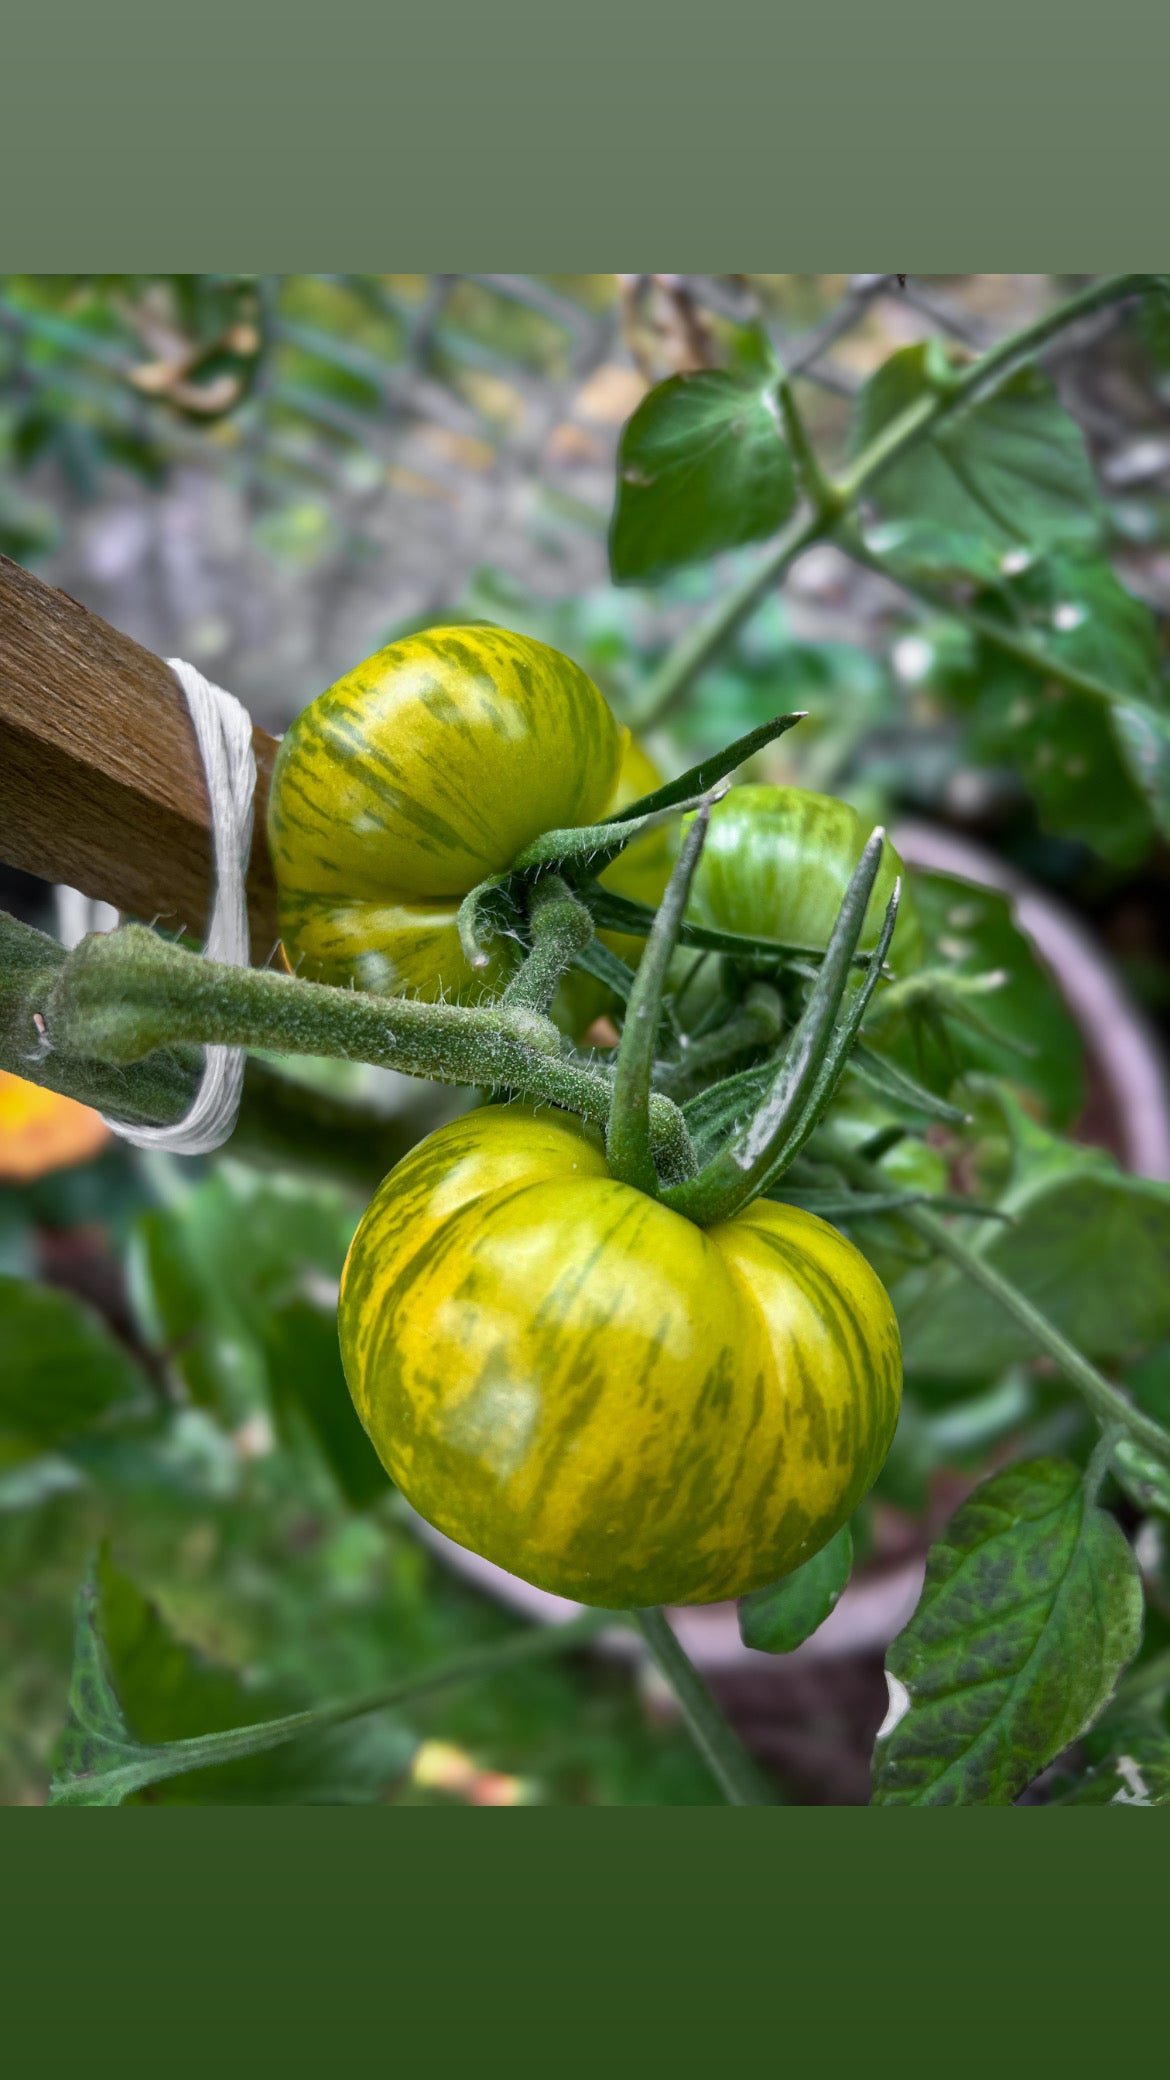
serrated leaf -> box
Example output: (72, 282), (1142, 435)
(738, 1526), (853, 1653)
(610, 370), (796, 584)
(872, 1458), (1143, 1805)
(49, 1559), (158, 1807)
(49, 1549), (611, 1806)
(852, 347), (1103, 578)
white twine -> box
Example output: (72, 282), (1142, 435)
(56, 658), (257, 1156)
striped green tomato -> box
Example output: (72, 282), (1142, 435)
(339, 1104), (902, 1608)
(685, 785), (924, 969)
(268, 625), (646, 1002)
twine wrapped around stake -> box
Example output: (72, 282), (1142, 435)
(90, 658), (257, 1155)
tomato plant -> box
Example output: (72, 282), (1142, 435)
(5, 274), (1170, 1810)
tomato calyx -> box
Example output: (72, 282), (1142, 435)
(453, 708), (807, 982)
(627, 824), (902, 1226)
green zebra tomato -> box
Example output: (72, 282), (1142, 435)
(339, 1104), (902, 1608)
(685, 785), (924, 969)
(268, 625), (653, 1003)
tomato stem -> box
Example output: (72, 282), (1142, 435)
(501, 876), (595, 1016)
(27, 916), (699, 1184)
(632, 1609), (777, 1806)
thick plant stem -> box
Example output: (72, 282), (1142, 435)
(32, 921), (697, 1187)
(630, 273), (1155, 730)
(775, 373), (842, 519)
(632, 1608), (777, 1806)
(833, 1141), (1170, 1473)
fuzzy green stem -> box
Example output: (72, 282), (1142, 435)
(35, 923), (697, 1187)
(607, 800), (712, 1194)
(831, 1139), (1170, 1472)
(502, 876), (595, 1015)
(629, 274), (1155, 730)
(632, 1608), (777, 1806)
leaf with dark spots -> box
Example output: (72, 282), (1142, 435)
(872, 1458), (1143, 1806)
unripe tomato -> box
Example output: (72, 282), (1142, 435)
(340, 1105), (902, 1608)
(685, 785), (924, 968)
(269, 627), (635, 1001)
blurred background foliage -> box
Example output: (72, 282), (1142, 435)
(3, 275), (1170, 1803)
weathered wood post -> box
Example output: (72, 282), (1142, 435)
(0, 553), (280, 961)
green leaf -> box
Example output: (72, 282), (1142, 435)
(49, 1549), (616, 1806)
(1111, 701), (1170, 840)
(0, 1275), (150, 1463)
(852, 346), (1102, 579)
(899, 1092), (1170, 1378)
(738, 1526), (853, 1653)
(610, 370), (796, 584)
(1111, 1438), (1170, 1521)
(872, 1459), (1143, 1805)
(957, 554), (1167, 862)
(879, 868), (1086, 1128)
(50, 1553), (416, 1806)
(848, 1044), (970, 1126)
(129, 1166), (358, 1428)
(582, 884), (871, 967)
(265, 1300), (389, 1511)
(49, 1560), (158, 1807)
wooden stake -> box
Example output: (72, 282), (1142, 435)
(0, 554), (280, 963)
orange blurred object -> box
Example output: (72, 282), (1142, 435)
(410, 1739), (532, 1807)
(0, 1071), (111, 1181)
